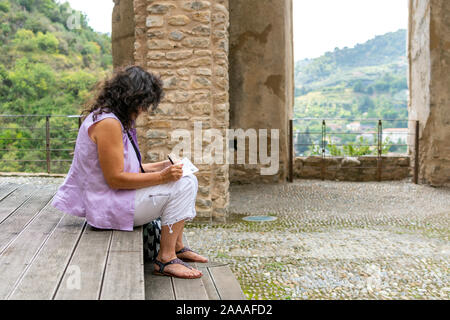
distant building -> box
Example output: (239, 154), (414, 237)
(361, 123), (376, 131)
(360, 131), (377, 144)
(358, 128), (408, 144)
(346, 121), (361, 132)
(383, 128), (408, 144)
(326, 123), (343, 131)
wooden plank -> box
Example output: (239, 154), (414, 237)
(198, 265), (220, 300)
(144, 232), (209, 300)
(182, 233), (224, 300)
(170, 231), (208, 300)
(54, 226), (112, 300)
(0, 184), (36, 224)
(197, 261), (229, 268)
(100, 251), (145, 300)
(100, 228), (145, 300)
(208, 266), (246, 300)
(8, 214), (86, 300)
(0, 185), (56, 251)
(109, 227), (143, 252)
(0, 183), (19, 202)
(172, 260), (209, 300)
(144, 262), (175, 300)
(0, 193), (64, 299)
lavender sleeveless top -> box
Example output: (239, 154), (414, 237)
(51, 109), (141, 231)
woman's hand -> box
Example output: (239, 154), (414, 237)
(159, 164), (184, 183)
(161, 159), (172, 169)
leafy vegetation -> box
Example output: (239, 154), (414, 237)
(294, 29), (409, 156)
(0, 0), (112, 173)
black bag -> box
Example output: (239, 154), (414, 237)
(143, 219), (161, 262)
(126, 129), (161, 262)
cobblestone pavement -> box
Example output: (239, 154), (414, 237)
(3, 176), (448, 300)
(185, 179), (450, 300)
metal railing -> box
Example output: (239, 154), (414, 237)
(288, 118), (420, 184)
(0, 114), (82, 174)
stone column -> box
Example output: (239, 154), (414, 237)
(112, 0), (136, 68)
(228, 0), (294, 184)
(408, 0), (450, 186)
(132, 0), (230, 221)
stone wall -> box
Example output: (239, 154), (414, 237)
(294, 156), (411, 182)
(409, 0), (450, 187)
(131, 0), (230, 222)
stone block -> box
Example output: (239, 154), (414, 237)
(167, 92), (194, 104)
(182, 1), (211, 12)
(195, 68), (212, 76)
(146, 129), (168, 139)
(169, 31), (185, 41)
(147, 4), (175, 14)
(187, 25), (211, 36)
(168, 15), (190, 26)
(341, 157), (361, 167)
(146, 15), (164, 27)
(196, 198), (212, 209)
(182, 37), (210, 48)
(195, 49), (212, 56)
(147, 51), (165, 60)
(149, 120), (172, 128)
(191, 11), (211, 23)
(147, 39), (178, 50)
(152, 103), (174, 116)
(147, 151), (161, 162)
(147, 30), (165, 39)
(177, 68), (190, 76)
(186, 57), (212, 67)
(192, 76), (212, 88)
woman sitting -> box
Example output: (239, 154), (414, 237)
(52, 65), (207, 280)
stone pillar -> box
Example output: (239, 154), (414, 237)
(112, 0), (136, 68)
(408, 0), (450, 186)
(228, 0), (294, 184)
(132, 0), (230, 221)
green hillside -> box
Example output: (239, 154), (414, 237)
(0, 0), (112, 173)
(294, 29), (409, 156)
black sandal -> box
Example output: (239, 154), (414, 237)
(153, 258), (202, 279)
(176, 246), (208, 263)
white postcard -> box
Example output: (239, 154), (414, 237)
(180, 157), (199, 177)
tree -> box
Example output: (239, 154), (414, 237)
(295, 127), (312, 155)
(0, 1), (10, 13)
(35, 31), (59, 53)
(353, 80), (364, 93)
(358, 96), (375, 113)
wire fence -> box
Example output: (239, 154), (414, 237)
(0, 114), (420, 183)
(288, 118), (420, 183)
(0, 114), (82, 174)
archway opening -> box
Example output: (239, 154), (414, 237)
(293, 0), (409, 158)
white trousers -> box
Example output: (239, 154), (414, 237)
(133, 175), (198, 233)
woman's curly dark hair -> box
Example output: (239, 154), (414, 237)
(81, 65), (165, 131)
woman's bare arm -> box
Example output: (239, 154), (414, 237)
(142, 160), (171, 173)
(90, 118), (183, 190)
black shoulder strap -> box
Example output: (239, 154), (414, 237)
(126, 130), (145, 173)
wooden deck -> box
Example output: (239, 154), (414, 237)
(0, 182), (245, 300)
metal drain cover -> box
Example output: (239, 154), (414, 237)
(242, 216), (277, 222)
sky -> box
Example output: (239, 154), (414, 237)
(58, 0), (408, 61)
(57, 0), (114, 35)
(293, 0), (409, 61)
